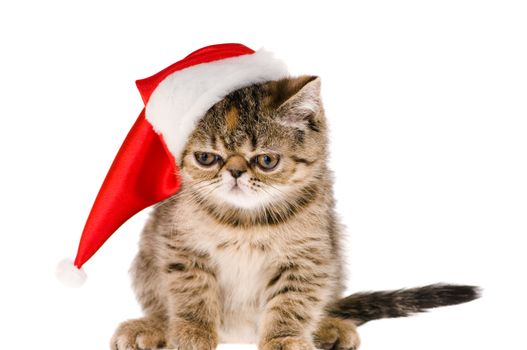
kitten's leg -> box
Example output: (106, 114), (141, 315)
(258, 262), (332, 350)
(313, 317), (360, 350)
(112, 250), (168, 350)
(163, 251), (220, 350)
(110, 316), (166, 350)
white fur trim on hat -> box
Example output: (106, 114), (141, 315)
(145, 49), (289, 163)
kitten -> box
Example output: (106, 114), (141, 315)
(111, 76), (479, 350)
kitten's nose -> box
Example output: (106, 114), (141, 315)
(225, 155), (247, 179)
(229, 169), (245, 178)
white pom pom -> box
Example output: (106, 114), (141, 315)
(56, 259), (87, 287)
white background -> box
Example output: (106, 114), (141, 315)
(0, 1), (525, 349)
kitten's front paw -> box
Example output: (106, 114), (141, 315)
(168, 321), (218, 350)
(111, 317), (166, 350)
(313, 317), (360, 350)
(260, 337), (315, 350)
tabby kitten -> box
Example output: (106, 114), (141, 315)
(111, 76), (478, 350)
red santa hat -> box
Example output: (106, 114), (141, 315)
(57, 43), (289, 287)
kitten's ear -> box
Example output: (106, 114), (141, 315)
(272, 76), (322, 130)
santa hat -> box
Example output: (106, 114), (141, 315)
(57, 43), (289, 287)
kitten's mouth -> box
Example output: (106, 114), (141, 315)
(230, 181), (245, 193)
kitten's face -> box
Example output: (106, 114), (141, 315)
(184, 141), (290, 209)
(179, 76), (327, 214)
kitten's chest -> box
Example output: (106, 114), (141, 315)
(212, 245), (271, 343)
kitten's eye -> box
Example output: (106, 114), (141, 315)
(253, 154), (280, 171)
(194, 152), (222, 167)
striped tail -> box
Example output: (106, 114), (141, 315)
(327, 284), (480, 326)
